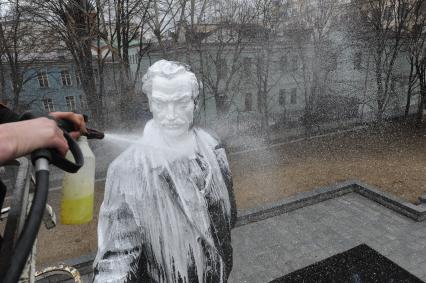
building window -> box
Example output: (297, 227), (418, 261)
(291, 88), (297, 104)
(61, 69), (72, 87)
(43, 98), (55, 112)
(217, 59), (228, 79)
(37, 71), (49, 88)
(128, 54), (138, 65)
(384, 6), (393, 22)
(65, 96), (76, 111)
(354, 52), (362, 70)
(291, 57), (298, 71)
(280, 55), (288, 72)
(330, 54), (337, 71)
(245, 92), (252, 111)
(399, 2), (409, 17)
(279, 89), (286, 106)
(79, 95), (87, 109)
(399, 74), (407, 88)
(75, 71), (81, 86)
(243, 57), (251, 75)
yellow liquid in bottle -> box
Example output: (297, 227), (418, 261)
(60, 193), (94, 225)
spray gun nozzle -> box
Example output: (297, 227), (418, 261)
(55, 115), (104, 139)
(86, 128), (104, 139)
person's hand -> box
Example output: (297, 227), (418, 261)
(49, 112), (87, 139)
(0, 118), (69, 164)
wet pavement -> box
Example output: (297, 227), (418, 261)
(229, 193), (426, 283)
(68, 193), (426, 282)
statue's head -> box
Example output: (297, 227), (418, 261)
(142, 60), (199, 138)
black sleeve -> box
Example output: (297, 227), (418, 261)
(214, 145), (237, 228)
(0, 105), (19, 124)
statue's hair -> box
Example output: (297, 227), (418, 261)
(142, 60), (200, 101)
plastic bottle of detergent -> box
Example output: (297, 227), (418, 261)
(60, 136), (95, 224)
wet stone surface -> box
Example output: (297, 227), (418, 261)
(229, 193), (426, 283)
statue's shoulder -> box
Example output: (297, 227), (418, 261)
(108, 144), (149, 174)
(195, 128), (224, 150)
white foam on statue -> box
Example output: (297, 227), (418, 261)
(94, 60), (233, 283)
(96, 121), (232, 282)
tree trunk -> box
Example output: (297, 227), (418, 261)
(416, 67), (425, 127)
(0, 59), (6, 104)
(215, 95), (228, 117)
(80, 48), (104, 128)
(74, 0), (104, 128)
(405, 88), (412, 118)
(11, 73), (22, 111)
(415, 83), (424, 127)
(303, 103), (313, 137)
(405, 57), (415, 118)
(375, 52), (384, 124)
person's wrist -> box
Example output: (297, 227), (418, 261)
(0, 124), (19, 163)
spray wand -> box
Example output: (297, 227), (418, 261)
(0, 112), (104, 283)
(56, 114), (105, 140)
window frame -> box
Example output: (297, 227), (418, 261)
(65, 95), (77, 111)
(291, 57), (298, 72)
(37, 70), (49, 88)
(245, 92), (252, 111)
(290, 88), (297, 104)
(243, 57), (252, 75)
(61, 69), (72, 87)
(75, 70), (82, 86)
(280, 55), (288, 73)
(79, 95), (87, 110)
(279, 89), (286, 106)
(42, 98), (55, 112)
(354, 52), (362, 70)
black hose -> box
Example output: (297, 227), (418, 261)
(2, 169), (49, 283)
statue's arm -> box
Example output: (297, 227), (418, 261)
(93, 166), (143, 282)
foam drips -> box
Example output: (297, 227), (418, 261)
(94, 120), (233, 283)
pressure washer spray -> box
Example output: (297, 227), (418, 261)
(0, 112), (104, 283)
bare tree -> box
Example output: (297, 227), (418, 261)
(351, 0), (414, 123)
(287, 0), (340, 136)
(192, 0), (256, 120)
(31, 0), (105, 126)
(0, 0), (52, 111)
(0, 12), (6, 104)
(403, 50), (418, 118)
(247, 0), (287, 139)
(101, 0), (152, 123)
(146, 0), (189, 56)
(404, 0), (426, 125)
